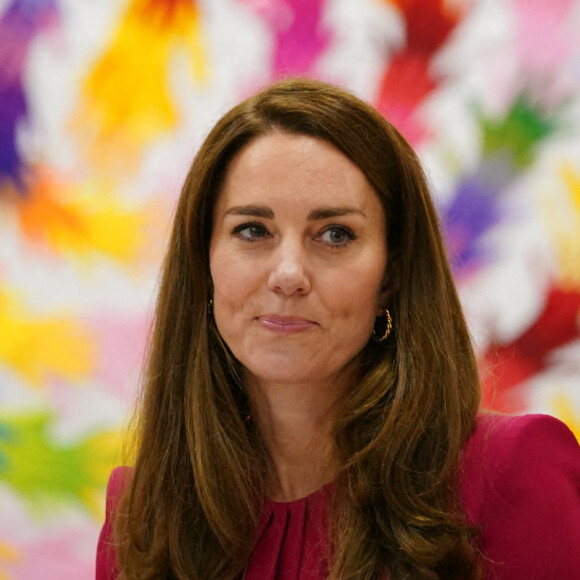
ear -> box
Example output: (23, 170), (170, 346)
(379, 252), (400, 309)
(378, 272), (390, 310)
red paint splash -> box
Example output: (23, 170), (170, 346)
(375, 0), (465, 145)
(480, 287), (580, 412)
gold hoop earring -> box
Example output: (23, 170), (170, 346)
(372, 308), (392, 342)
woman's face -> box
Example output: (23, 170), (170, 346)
(209, 131), (388, 388)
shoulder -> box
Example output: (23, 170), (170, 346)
(460, 414), (580, 578)
(463, 412), (579, 470)
(460, 413), (580, 515)
(104, 466), (132, 511)
(96, 467), (133, 580)
(468, 411), (577, 447)
(461, 413), (580, 490)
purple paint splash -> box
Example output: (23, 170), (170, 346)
(442, 154), (515, 278)
(0, 0), (59, 191)
(0, 80), (27, 189)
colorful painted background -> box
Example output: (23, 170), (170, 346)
(1, 0), (580, 577)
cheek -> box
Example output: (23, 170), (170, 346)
(329, 263), (385, 314)
(210, 252), (257, 331)
(210, 248), (239, 299)
(343, 278), (385, 351)
(347, 298), (379, 340)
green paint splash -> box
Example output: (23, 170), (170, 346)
(0, 412), (120, 518)
(481, 95), (556, 169)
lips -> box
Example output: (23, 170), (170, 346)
(257, 314), (318, 334)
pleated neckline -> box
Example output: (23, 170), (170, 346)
(244, 482), (332, 579)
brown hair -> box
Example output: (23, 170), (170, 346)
(114, 78), (481, 579)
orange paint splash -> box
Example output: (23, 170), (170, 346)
(14, 166), (155, 265)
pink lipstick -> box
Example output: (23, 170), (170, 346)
(257, 315), (317, 334)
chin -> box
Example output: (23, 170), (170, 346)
(245, 366), (311, 386)
(241, 358), (320, 385)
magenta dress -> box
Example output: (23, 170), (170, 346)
(96, 414), (580, 579)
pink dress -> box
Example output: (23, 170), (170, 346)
(96, 414), (580, 579)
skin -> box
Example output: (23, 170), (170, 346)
(209, 131), (389, 500)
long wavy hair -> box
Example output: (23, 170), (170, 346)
(114, 78), (482, 579)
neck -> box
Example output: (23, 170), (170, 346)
(246, 376), (349, 502)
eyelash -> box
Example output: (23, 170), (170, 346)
(231, 222), (357, 248)
(232, 222), (269, 242)
(317, 225), (356, 248)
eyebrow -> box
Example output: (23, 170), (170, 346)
(224, 205), (274, 219)
(307, 207), (366, 220)
(224, 205), (366, 220)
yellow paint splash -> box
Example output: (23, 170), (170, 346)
(540, 163), (580, 286)
(82, 429), (124, 518)
(553, 391), (580, 443)
(75, 0), (206, 166)
(0, 288), (93, 388)
(558, 165), (580, 285)
(0, 540), (20, 580)
(561, 164), (580, 209)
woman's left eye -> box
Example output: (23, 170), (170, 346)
(317, 226), (356, 247)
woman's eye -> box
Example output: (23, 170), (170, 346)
(318, 226), (356, 247)
(232, 222), (269, 241)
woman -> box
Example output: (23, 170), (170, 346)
(97, 79), (580, 580)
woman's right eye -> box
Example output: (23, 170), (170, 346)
(232, 222), (269, 242)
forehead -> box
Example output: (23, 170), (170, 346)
(215, 131), (383, 215)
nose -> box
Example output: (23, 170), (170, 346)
(267, 239), (311, 296)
